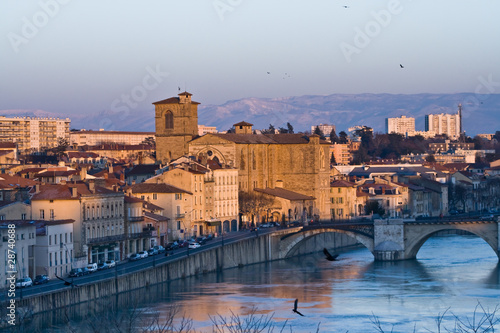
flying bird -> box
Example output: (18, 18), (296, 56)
(267, 72), (271, 74)
(323, 248), (339, 261)
(56, 275), (79, 287)
(343, 5), (349, 8)
(293, 299), (305, 316)
(400, 64), (404, 68)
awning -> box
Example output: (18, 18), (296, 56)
(205, 220), (221, 226)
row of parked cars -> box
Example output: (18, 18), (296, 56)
(15, 274), (51, 288)
(129, 245), (166, 261)
(68, 260), (117, 277)
(165, 235), (215, 251)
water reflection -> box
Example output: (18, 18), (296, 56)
(33, 235), (500, 332)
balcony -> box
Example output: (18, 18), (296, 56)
(143, 226), (155, 232)
(128, 216), (144, 222)
(175, 214), (185, 218)
(129, 230), (152, 239)
(87, 234), (126, 245)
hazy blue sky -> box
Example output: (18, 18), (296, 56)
(1, 0), (499, 117)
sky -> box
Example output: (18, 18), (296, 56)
(1, 0), (499, 119)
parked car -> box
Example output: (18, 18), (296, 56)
(154, 245), (166, 253)
(196, 237), (206, 245)
(105, 260), (116, 268)
(177, 240), (189, 248)
(147, 248), (158, 256)
(33, 275), (50, 285)
(138, 251), (149, 258)
(86, 263), (98, 273)
(129, 253), (141, 261)
(205, 234), (214, 241)
(166, 242), (179, 251)
(97, 262), (109, 270)
(480, 214), (494, 221)
(81, 267), (91, 275)
(69, 268), (83, 277)
(15, 277), (33, 288)
(188, 242), (201, 249)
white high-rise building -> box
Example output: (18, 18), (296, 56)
(0, 116), (70, 152)
(386, 116), (415, 136)
(311, 124), (336, 137)
(425, 109), (461, 140)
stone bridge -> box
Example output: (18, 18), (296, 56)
(274, 218), (500, 261)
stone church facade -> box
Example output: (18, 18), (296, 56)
(154, 93), (331, 219)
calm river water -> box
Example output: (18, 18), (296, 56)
(37, 234), (500, 332)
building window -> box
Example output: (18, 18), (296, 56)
(49, 235), (51, 245)
(177, 221), (181, 230)
(70, 232), (72, 242)
(50, 209), (55, 220)
(165, 111), (174, 129)
(0, 215), (4, 220)
(40, 209), (45, 220)
(153, 193), (157, 200)
(21, 213), (26, 220)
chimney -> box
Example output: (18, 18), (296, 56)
(35, 184), (40, 193)
(80, 167), (87, 180)
(109, 165), (113, 174)
(120, 173), (124, 182)
(89, 181), (95, 193)
(104, 173), (108, 179)
(382, 187), (386, 195)
(71, 187), (77, 198)
(275, 180), (284, 188)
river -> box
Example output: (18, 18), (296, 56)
(33, 233), (500, 332)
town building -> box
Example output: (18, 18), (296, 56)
(34, 219), (74, 279)
(330, 143), (350, 165)
(0, 220), (36, 286)
(0, 116), (70, 153)
(425, 109), (461, 140)
(70, 130), (154, 147)
(127, 182), (192, 242)
(311, 124), (336, 138)
(30, 182), (125, 267)
(329, 180), (358, 220)
(385, 116), (415, 136)
(198, 125), (218, 136)
(154, 92), (331, 221)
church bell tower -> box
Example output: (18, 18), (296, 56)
(154, 91), (199, 163)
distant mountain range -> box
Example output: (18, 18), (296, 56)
(3, 93), (499, 136)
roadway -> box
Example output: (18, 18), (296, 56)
(1, 227), (280, 301)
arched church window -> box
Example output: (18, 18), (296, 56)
(165, 111), (174, 129)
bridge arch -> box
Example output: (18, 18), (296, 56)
(279, 228), (374, 259)
(404, 224), (500, 260)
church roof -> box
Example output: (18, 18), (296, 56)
(209, 133), (329, 145)
(152, 93), (200, 105)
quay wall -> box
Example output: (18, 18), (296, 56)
(3, 231), (358, 317)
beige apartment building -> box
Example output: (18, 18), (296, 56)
(385, 116), (415, 136)
(70, 130), (154, 147)
(127, 182), (192, 242)
(31, 182), (126, 266)
(329, 180), (359, 220)
(0, 116), (70, 152)
(330, 143), (350, 165)
(425, 111), (461, 140)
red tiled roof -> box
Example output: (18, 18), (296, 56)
(0, 142), (16, 149)
(31, 183), (117, 201)
(0, 174), (38, 188)
(68, 152), (100, 159)
(254, 187), (315, 201)
(144, 211), (169, 222)
(233, 121), (253, 126)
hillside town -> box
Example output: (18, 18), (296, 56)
(1, 92), (500, 286)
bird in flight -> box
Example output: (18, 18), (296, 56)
(267, 72), (271, 74)
(323, 248), (339, 261)
(343, 5), (349, 8)
(400, 64), (404, 68)
(293, 299), (305, 316)
(56, 275), (79, 287)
